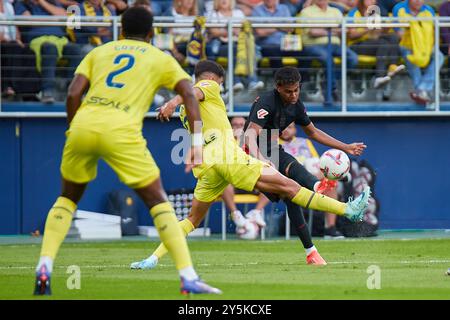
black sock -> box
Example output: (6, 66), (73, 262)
(286, 160), (319, 191)
(286, 201), (314, 249)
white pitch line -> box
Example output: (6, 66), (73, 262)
(0, 262), (261, 270)
(1, 260), (449, 270)
(326, 260), (450, 265)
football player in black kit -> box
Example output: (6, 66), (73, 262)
(243, 67), (367, 265)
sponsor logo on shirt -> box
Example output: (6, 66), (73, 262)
(257, 108), (269, 119)
(87, 96), (131, 113)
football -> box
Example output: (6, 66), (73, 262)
(303, 157), (321, 176)
(319, 149), (350, 180)
(236, 220), (260, 240)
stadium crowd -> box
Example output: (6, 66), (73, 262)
(0, 0), (449, 105)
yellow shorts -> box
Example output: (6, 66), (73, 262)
(194, 142), (265, 203)
(60, 127), (160, 189)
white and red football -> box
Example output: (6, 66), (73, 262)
(319, 149), (350, 180)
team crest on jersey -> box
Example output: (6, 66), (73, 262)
(257, 108), (269, 119)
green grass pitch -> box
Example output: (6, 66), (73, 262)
(1, 238), (449, 299)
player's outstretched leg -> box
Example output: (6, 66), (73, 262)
(131, 219), (195, 270)
(135, 180), (220, 294)
(255, 166), (371, 222)
(131, 198), (211, 270)
(34, 180), (87, 296)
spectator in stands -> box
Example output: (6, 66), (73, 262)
(378, 0), (401, 15)
(207, 0), (264, 91)
(208, 0), (246, 56)
(163, 0), (197, 63)
(280, 0), (305, 15)
(393, 0), (443, 105)
(280, 122), (344, 239)
(251, 0), (295, 69)
(347, 0), (404, 95)
(329, 0), (357, 12)
(237, 0), (263, 15)
(1, 0), (24, 98)
(135, 0), (185, 74)
(15, 0), (82, 104)
(72, 0), (116, 55)
(129, 0), (168, 15)
(59, 0), (79, 7)
(131, 0), (153, 10)
(199, 0), (215, 15)
(252, 0), (292, 44)
(298, 0), (358, 102)
(105, 0), (127, 13)
(439, 0), (450, 95)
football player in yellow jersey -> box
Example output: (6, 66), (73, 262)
(130, 60), (371, 270)
(34, 7), (222, 296)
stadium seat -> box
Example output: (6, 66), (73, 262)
(215, 56), (298, 69)
(259, 57), (298, 68)
(332, 55), (377, 68)
(357, 55), (377, 67)
(216, 57), (228, 68)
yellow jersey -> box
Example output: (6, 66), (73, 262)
(346, 8), (370, 46)
(180, 79), (233, 142)
(298, 4), (342, 46)
(392, 1), (435, 50)
(72, 39), (191, 134)
(194, 79), (232, 140)
(179, 79), (238, 177)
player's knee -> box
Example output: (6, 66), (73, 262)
(279, 176), (299, 199)
(61, 179), (87, 204)
(134, 180), (168, 209)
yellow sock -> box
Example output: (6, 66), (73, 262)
(153, 219), (195, 259)
(149, 202), (193, 270)
(292, 187), (346, 215)
(40, 197), (77, 259)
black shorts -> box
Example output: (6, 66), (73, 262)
(263, 146), (318, 202)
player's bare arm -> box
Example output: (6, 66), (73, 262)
(66, 74), (90, 125)
(157, 87), (205, 122)
(173, 79), (202, 133)
(244, 121), (273, 165)
(301, 122), (367, 156)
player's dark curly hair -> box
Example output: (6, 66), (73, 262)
(194, 60), (225, 79)
(121, 7), (153, 39)
(274, 67), (302, 86)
